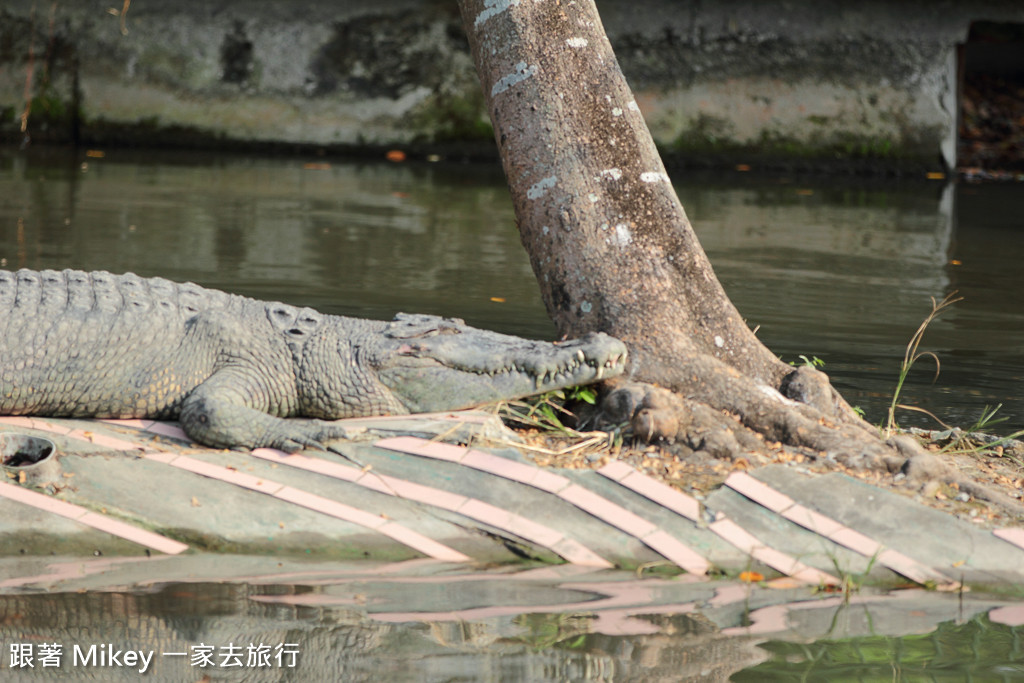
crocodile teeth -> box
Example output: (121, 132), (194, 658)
(576, 350), (585, 362)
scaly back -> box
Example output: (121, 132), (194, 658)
(0, 269), (237, 328)
(0, 269), (247, 417)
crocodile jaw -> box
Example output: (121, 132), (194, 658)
(374, 314), (628, 413)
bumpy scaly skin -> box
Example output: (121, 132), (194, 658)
(0, 270), (627, 451)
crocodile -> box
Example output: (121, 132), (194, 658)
(0, 269), (627, 452)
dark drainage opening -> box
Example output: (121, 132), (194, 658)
(0, 434), (56, 467)
(958, 21), (1024, 174)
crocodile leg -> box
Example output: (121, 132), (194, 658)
(179, 371), (351, 452)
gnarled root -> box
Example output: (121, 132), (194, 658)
(599, 354), (1024, 518)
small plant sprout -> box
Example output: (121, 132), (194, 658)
(884, 291), (962, 437)
(789, 355), (825, 368)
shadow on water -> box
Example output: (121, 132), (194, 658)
(2, 148), (1024, 679)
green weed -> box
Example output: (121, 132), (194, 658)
(789, 355), (825, 368)
(884, 292), (962, 436)
(930, 404), (1024, 460)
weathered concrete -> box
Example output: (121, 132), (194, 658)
(3, 412), (1024, 592)
(2, 1), (1023, 169)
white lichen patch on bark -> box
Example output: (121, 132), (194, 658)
(614, 223), (632, 246)
(640, 172), (671, 183)
(566, 37), (588, 48)
(474, 0), (520, 29)
(492, 62), (538, 96)
(526, 175), (557, 199)
(599, 168), (622, 180)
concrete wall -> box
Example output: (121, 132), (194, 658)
(2, 0), (1023, 170)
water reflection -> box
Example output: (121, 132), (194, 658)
(4, 148), (1019, 432)
(2, 149), (1023, 678)
(0, 556), (1021, 682)
(0, 148), (1022, 431)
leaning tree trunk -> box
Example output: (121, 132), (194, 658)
(454, 0), (920, 470)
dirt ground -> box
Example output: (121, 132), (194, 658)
(499, 416), (1024, 530)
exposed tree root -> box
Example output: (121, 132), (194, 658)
(598, 359), (1024, 518)
(454, 0), (1024, 523)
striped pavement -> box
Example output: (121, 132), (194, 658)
(1, 413), (1022, 586)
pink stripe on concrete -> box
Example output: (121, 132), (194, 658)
(0, 480), (187, 555)
(0, 416), (73, 435)
(641, 529), (711, 575)
(99, 419), (155, 430)
(598, 461), (702, 522)
(557, 484), (710, 573)
(379, 437), (708, 572)
(828, 527), (882, 557)
(723, 472), (954, 587)
(252, 449), (612, 567)
(781, 504), (846, 537)
(376, 436), (574, 492)
(77, 513), (189, 555)
(251, 448), (361, 480)
(169, 456), (285, 495)
(994, 527), (1024, 551)
(597, 459), (633, 482)
(876, 549), (955, 587)
(709, 517), (839, 585)
(457, 499), (561, 547)
(990, 604), (1024, 627)
(549, 538), (614, 568)
(725, 472), (796, 512)
(375, 436), (468, 462)
(460, 450), (554, 485)
(341, 410), (494, 425)
(273, 486), (389, 530)
(65, 429), (147, 451)
(375, 476), (471, 511)
(527, 468), (574, 493)
(376, 522), (472, 563)
(150, 452), (468, 562)
(0, 480), (98, 518)
(274, 486), (469, 563)
(142, 451), (179, 464)
(559, 484), (659, 538)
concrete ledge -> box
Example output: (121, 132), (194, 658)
(3, 1), (1022, 169)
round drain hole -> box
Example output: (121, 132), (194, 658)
(0, 434), (57, 467)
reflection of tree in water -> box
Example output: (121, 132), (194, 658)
(734, 613), (1024, 681)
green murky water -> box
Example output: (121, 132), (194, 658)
(0, 559), (1022, 681)
(2, 148), (1024, 680)
(2, 148), (1022, 432)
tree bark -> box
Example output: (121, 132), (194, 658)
(453, 0), (996, 487)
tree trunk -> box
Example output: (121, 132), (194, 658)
(453, 0), (1024, 512)
(454, 0), (888, 461)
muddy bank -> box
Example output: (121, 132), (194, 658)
(2, 1), (1022, 170)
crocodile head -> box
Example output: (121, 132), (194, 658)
(373, 313), (628, 413)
